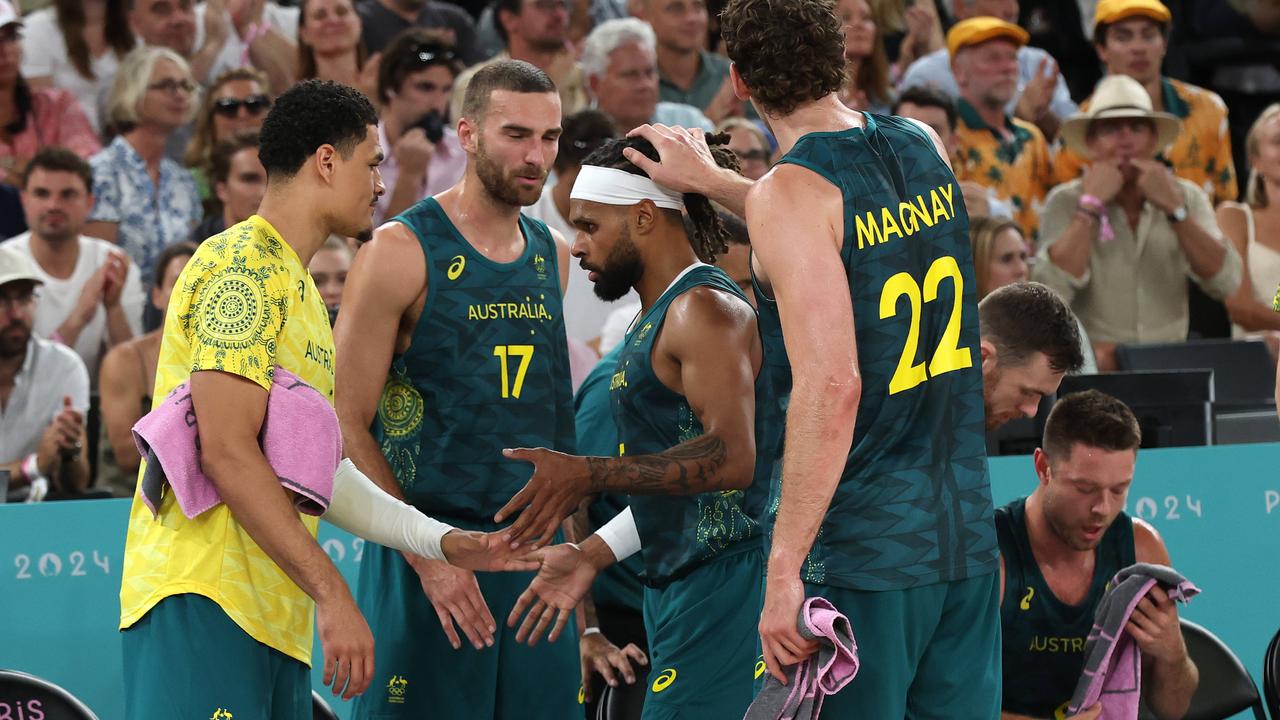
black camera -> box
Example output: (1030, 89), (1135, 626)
(413, 109), (446, 145)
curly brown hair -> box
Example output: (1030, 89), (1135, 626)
(720, 0), (846, 116)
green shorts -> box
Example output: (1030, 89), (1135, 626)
(791, 571), (1001, 719)
(350, 543), (580, 719)
(640, 547), (764, 719)
(121, 593), (310, 720)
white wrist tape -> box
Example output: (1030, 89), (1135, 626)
(595, 506), (641, 562)
(25, 477), (48, 503)
(325, 459), (455, 561)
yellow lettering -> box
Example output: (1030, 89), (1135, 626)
(940, 182), (955, 216)
(931, 188), (951, 222)
(855, 211), (883, 249)
(466, 301), (552, 322)
(906, 195), (935, 231)
(1028, 635), (1088, 654)
(880, 206), (903, 242)
(897, 202), (918, 235)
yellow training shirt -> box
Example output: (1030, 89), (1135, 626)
(119, 215), (336, 665)
(953, 99), (1055, 245)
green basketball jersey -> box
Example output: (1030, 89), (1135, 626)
(760, 114), (998, 591)
(610, 264), (767, 586)
(996, 498), (1134, 718)
(576, 344), (645, 612)
(372, 198), (576, 526)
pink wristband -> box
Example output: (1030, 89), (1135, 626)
(240, 21), (269, 65)
(1078, 194), (1115, 243)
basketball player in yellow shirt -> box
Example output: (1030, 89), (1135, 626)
(118, 80), (529, 719)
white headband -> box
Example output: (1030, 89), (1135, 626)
(570, 165), (685, 211)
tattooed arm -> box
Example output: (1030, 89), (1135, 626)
(584, 434), (731, 495)
(497, 285), (764, 546)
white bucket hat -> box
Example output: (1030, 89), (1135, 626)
(1060, 75), (1182, 157)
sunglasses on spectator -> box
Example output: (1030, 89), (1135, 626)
(213, 95), (272, 118)
(149, 78), (197, 95)
(412, 43), (457, 66)
(734, 149), (769, 163)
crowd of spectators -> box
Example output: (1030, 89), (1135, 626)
(0, 0), (1277, 499)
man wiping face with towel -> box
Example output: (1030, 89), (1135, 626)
(995, 390), (1199, 720)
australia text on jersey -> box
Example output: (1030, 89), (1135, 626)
(854, 182), (958, 251)
(466, 297), (555, 322)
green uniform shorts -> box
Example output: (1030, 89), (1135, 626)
(350, 543), (580, 719)
(122, 593), (310, 720)
(640, 546), (764, 719)
(786, 571), (1001, 719)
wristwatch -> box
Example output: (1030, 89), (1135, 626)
(1166, 204), (1188, 224)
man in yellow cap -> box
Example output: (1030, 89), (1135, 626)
(950, 16), (1056, 244)
(898, 0), (1076, 141)
(1032, 74), (1241, 370)
(1053, 0), (1238, 206)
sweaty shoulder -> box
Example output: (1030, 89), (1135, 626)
(661, 283), (759, 365)
(749, 162), (839, 208)
(1132, 517), (1172, 566)
(359, 220), (429, 300)
(668, 284), (756, 335)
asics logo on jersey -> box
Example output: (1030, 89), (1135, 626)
(447, 255), (466, 280)
(853, 182), (958, 251)
(651, 668), (677, 693)
(754, 656), (767, 680)
(1020, 586), (1036, 611)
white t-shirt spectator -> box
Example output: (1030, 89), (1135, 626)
(1, 233), (145, 378)
(19, 7), (121, 133)
(0, 336), (90, 468)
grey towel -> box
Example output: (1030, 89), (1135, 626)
(1067, 562), (1200, 720)
(743, 597), (860, 720)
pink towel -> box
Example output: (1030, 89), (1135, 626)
(744, 596), (860, 720)
(133, 366), (342, 519)
(1068, 563), (1200, 720)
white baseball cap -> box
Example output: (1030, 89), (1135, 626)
(0, 248), (43, 289)
(0, 0), (23, 30)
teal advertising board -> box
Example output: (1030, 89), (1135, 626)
(1, 443), (1277, 719)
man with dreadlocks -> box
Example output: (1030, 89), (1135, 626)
(493, 133), (770, 718)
